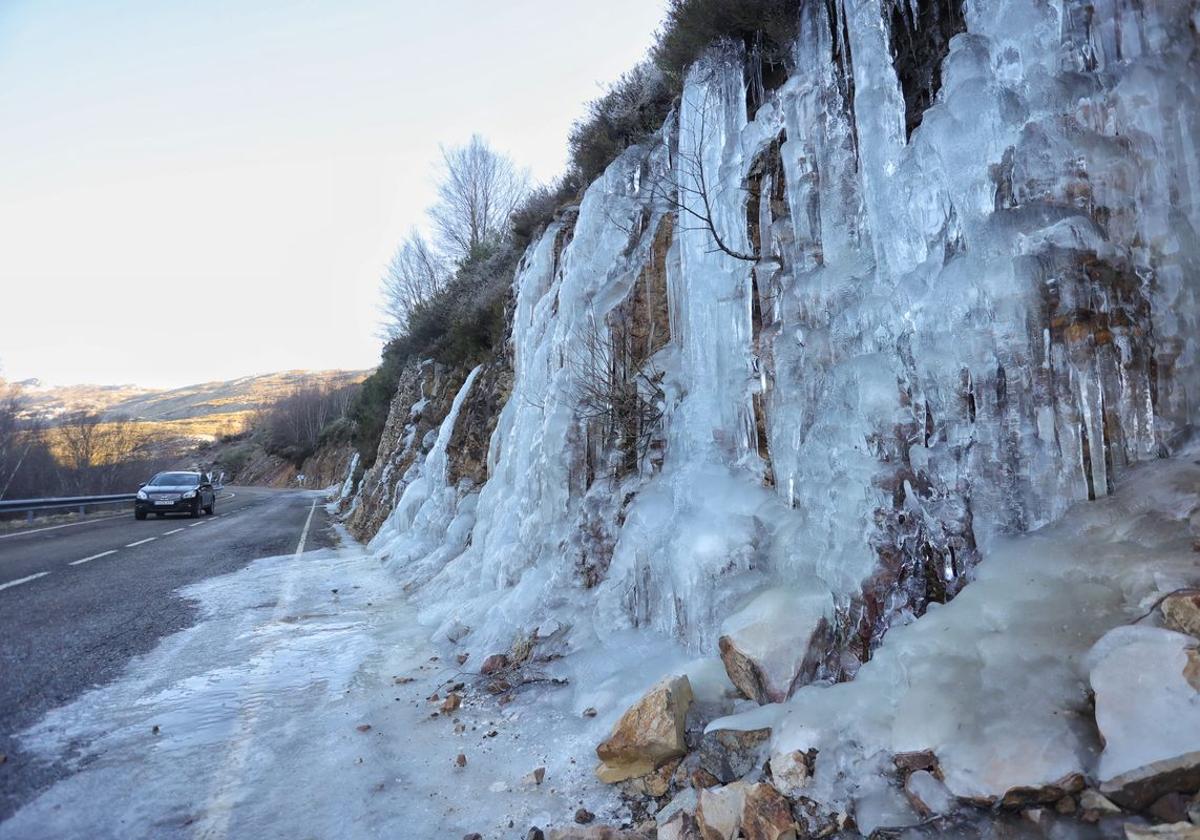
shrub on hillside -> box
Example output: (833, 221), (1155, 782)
(652, 0), (802, 84)
(350, 244), (518, 466)
(568, 62), (674, 185)
(510, 178), (580, 250)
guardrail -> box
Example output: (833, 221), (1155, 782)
(0, 493), (137, 522)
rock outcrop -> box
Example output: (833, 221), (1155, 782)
(717, 590), (831, 704)
(596, 676), (694, 783)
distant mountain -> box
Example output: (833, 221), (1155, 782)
(11, 370), (368, 423)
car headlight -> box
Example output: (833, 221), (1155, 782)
(182, 490), (197, 499)
(136, 490), (148, 500)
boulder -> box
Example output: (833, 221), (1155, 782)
(768, 750), (814, 798)
(718, 590), (831, 704)
(657, 788), (700, 830)
(620, 756), (680, 798)
(596, 676), (694, 783)
(1103, 755), (1200, 813)
(1163, 593), (1200, 639)
(699, 726), (771, 783)
(740, 783), (797, 840)
(1080, 789), (1123, 815)
(696, 782), (747, 840)
(1091, 628), (1200, 810)
(658, 810), (702, 840)
(1150, 793), (1194, 824)
(693, 781), (797, 840)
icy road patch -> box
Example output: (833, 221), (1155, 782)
(0, 539), (686, 839)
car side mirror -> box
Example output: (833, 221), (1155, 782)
(138, 482), (146, 488)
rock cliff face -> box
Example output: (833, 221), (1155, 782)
(353, 0), (1200, 678)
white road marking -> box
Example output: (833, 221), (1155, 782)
(163, 528), (184, 535)
(0, 512), (125, 540)
(188, 522), (204, 528)
(0, 571), (50, 591)
(125, 537), (157, 548)
(294, 498), (318, 557)
(69, 550), (117, 566)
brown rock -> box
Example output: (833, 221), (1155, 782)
(1163, 593), (1200, 639)
(1080, 789), (1123, 815)
(768, 750), (814, 797)
(481, 653), (510, 674)
(355, 724), (372, 733)
(574, 808), (595, 824)
(455, 753), (467, 767)
(893, 750), (939, 774)
(740, 783), (797, 840)
(523, 766), (546, 787)
(696, 782), (748, 840)
(1102, 752), (1200, 811)
(1000, 772), (1085, 809)
(1123, 823), (1200, 839)
(621, 756), (681, 798)
(464, 834), (483, 840)
(1150, 793), (1193, 825)
(583, 707), (598, 718)
(595, 676), (693, 783)
(1056, 795), (1077, 815)
(441, 693), (462, 713)
(717, 591), (830, 704)
(457, 653), (470, 665)
(658, 810), (703, 840)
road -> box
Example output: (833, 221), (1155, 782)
(0, 486), (336, 822)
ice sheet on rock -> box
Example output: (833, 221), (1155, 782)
(1089, 625), (1200, 783)
(361, 0), (1200, 672)
(368, 365), (483, 598)
(706, 449), (1200, 811)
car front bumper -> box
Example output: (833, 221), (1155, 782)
(135, 496), (199, 514)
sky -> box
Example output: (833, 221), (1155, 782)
(0, 0), (667, 388)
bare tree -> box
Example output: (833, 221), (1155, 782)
(263, 382), (358, 466)
(381, 231), (450, 338)
(570, 312), (665, 478)
(56, 412), (157, 493)
(429, 135), (529, 260)
(0, 384), (34, 499)
(652, 89), (758, 263)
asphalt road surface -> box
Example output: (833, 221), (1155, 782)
(0, 486), (336, 822)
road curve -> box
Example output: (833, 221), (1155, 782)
(0, 486), (336, 822)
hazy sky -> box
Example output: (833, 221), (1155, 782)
(0, 0), (666, 388)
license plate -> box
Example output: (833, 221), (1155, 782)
(154, 500), (174, 506)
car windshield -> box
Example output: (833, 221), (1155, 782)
(148, 472), (199, 487)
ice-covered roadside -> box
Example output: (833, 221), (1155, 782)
(0, 533), (697, 840)
(701, 442), (1200, 833)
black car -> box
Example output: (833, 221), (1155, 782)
(134, 471), (216, 520)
